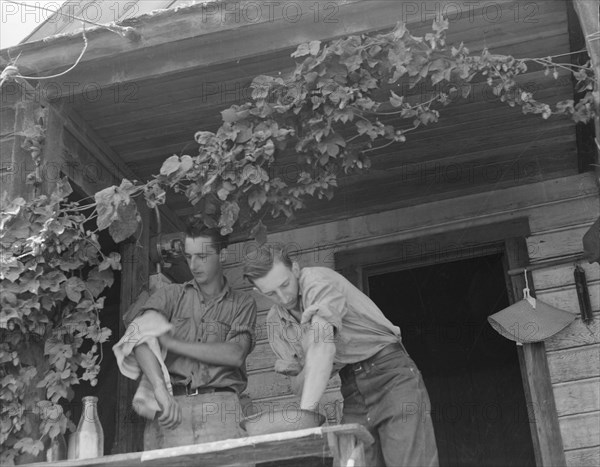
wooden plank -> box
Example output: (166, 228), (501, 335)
(545, 313), (600, 352)
(533, 263), (600, 291)
(535, 283), (600, 315)
(20, 423), (372, 467)
(506, 237), (567, 467)
(547, 344), (600, 384)
(529, 195), (600, 233)
(319, 177), (597, 243)
(528, 225), (594, 261)
(553, 377), (600, 417)
(548, 344), (600, 383)
(335, 217), (530, 270)
(565, 445), (600, 467)
(559, 412), (600, 451)
(280, 164), (579, 232)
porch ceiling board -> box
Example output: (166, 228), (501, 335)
(106, 69), (572, 164)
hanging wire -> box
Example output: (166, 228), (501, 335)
(11, 23), (89, 81)
(1, 0), (140, 86)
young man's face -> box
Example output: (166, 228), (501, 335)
(253, 260), (301, 311)
(184, 236), (224, 286)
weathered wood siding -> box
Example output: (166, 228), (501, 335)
(539, 233), (600, 466)
(224, 172), (599, 459)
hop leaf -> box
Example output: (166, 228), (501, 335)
(160, 155), (180, 176)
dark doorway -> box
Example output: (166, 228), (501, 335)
(367, 253), (536, 467)
(63, 185), (121, 455)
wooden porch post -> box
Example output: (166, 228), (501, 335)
(112, 200), (150, 454)
(504, 238), (567, 467)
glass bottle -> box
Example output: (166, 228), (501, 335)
(68, 396), (104, 459)
(45, 433), (67, 461)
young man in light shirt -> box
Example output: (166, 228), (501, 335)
(243, 246), (438, 467)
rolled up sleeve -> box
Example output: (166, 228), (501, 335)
(225, 295), (257, 352)
(138, 284), (180, 321)
(299, 272), (347, 339)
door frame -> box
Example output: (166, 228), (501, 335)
(334, 217), (566, 467)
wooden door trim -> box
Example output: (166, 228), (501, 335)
(503, 238), (567, 467)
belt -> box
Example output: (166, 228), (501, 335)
(171, 385), (236, 397)
(341, 342), (405, 376)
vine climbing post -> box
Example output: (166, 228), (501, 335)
(112, 198), (149, 454)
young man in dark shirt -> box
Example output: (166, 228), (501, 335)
(133, 225), (257, 449)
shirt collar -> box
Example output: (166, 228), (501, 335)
(184, 276), (231, 303)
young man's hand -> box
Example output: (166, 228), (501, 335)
(154, 385), (182, 429)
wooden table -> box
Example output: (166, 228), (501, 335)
(22, 424), (373, 467)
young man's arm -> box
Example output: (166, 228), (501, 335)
(133, 344), (181, 428)
(298, 272), (347, 411)
(129, 285), (182, 428)
(299, 314), (337, 410)
(158, 337), (251, 368)
(158, 296), (257, 368)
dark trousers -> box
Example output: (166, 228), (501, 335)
(339, 344), (439, 467)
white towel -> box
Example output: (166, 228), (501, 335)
(113, 310), (174, 420)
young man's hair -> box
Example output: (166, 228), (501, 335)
(243, 244), (293, 283)
(184, 221), (229, 253)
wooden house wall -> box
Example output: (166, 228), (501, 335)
(222, 171), (599, 464)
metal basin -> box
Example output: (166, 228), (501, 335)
(240, 408), (326, 436)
